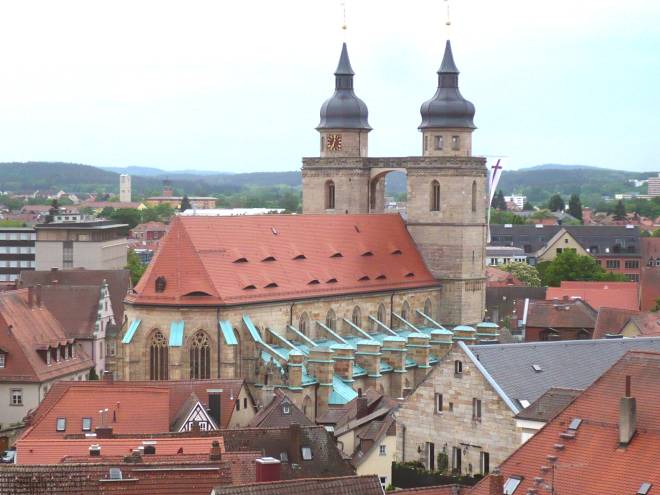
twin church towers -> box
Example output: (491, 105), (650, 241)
(301, 40), (487, 325)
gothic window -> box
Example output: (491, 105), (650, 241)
(424, 298), (432, 318)
(325, 180), (336, 210)
(303, 395), (312, 417)
(325, 309), (336, 331)
(299, 313), (310, 337)
(190, 331), (211, 379)
(472, 181), (477, 212)
(431, 181), (441, 211)
(377, 303), (387, 323)
(351, 306), (362, 328)
(401, 301), (410, 322)
(149, 330), (169, 380)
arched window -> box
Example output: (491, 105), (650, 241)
(471, 180), (477, 213)
(325, 309), (336, 331)
(430, 180), (440, 211)
(299, 313), (310, 337)
(302, 395), (312, 417)
(351, 306), (361, 328)
(189, 331), (211, 379)
(424, 298), (432, 318)
(377, 303), (387, 323)
(401, 301), (410, 321)
(325, 180), (336, 210)
(149, 330), (168, 380)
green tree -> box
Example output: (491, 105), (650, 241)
(45, 199), (59, 223)
(180, 195), (192, 212)
(613, 200), (626, 220)
(0, 195), (24, 210)
(547, 194), (565, 212)
(522, 200), (534, 211)
(530, 209), (555, 220)
(653, 229), (660, 238)
(126, 249), (147, 285)
(568, 194), (583, 222)
(0, 219), (27, 227)
(491, 190), (507, 211)
(109, 208), (142, 229)
(541, 250), (627, 287)
(501, 262), (542, 287)
(489, 209), (524, 224)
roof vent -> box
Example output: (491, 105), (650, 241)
(233, 257), (248, 263)
(271, 227), (279, 235)
(293, 254), (306, 260)
(404, 272), (415, 278)
(354, 225), (360, 233)
(568, 418), (582, 431)
(532, 364), (542, 372)
(109, 468), (122, 480)
(264, 282), (279, 289)
(326, 278), (338, 284)
(89, 444), (101, 457)
(330, 252), (343, 258)
(361, 251), (374, 257)
(638, 482), (652, 495)
(308, 279), (320, 285)
(261, 256), (276, 262)
(375, 274), (386, 280)
(242, 284), (257, 290)
(358, 275), (370, 281)
(391, 249), (402, 255)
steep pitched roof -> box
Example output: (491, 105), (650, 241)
(317, 388), (398, 428)
(248, 388), (314, 428)
(641, 267), (660, 311)
(128, 215), (438, 306)
(546, 281), (639, 311)
(526, 298), (597, 329)
(0, 289), (93, 383)
(212, 475), (384, 495)
(514, 387), (581, 422)
(39, 285), (102, 339)
(627, 311), (660, 336)
(471, 351), (660, 495)
(467, 336), (660, 406)
(593, 306), (641, 339)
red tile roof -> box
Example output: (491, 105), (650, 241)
(212, 475), (384, 495)
(470, 351), (660, 495)
(526, 298), (597, 329)
(16, 434), (226, 464)
(248, 388), (314, 428)
(640, 267), (660, 311)
(127, 214), (438, 306)
(395, 485), (466, 495)
(592, 307), (641, 339)
(626, 312), (660, 336)
(546, 281), (639, 311)
(0, 289), (93, 383)
(486, 267), (526, 287)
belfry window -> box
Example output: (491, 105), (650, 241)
(434, 135), (443, 150)
(472, 180), (477, 212)
(325, 180), (336, 210)
(189, 331), (211, 379)
(431, 181), (441, 212)
(149, 330), (169, 380)
(451, 135), (460, 150)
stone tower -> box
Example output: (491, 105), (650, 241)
(302, 41), (486, 325)
(119, 174), (132, 203)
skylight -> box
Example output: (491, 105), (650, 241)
(301, 447), (313, 461)
(56, 417), (66, 432)
(532, 364), (542, 372)
(568, 418), (582, 431)
(638, 482), (652, 495)
(503, 476), (522, 494)
(519, 399), (530, 409)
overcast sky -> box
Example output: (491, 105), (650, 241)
(0, 0), (658, 173)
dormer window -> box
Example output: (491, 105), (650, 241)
(155, 276), (167, 293)
(56, 417), (66, 432)
(282, 403), (291, 415)
(301, 447), (313, 461)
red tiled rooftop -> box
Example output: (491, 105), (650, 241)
(546, 281), (639, 311)
(593, 307), (641, 339)
(486, 266), (526, 287)
(526, 298), (597, 329)
(471, 351), (660, 495)
(128, 214), (438, 306)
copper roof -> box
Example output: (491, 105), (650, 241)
(128, 214), (437, 307)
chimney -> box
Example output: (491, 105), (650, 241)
(619, 375), (637, 446)
(255, 457), (281, 482)
(102, 371), (114, 383)
(289, 422), (301, 464)
(209, 440), (222, 461)
(35, 284), (42, 308)
(27, 286), (34, 308)
(356, 395), (368, 420)
(488, 467), (504, 495)
(95, 426), (114, 439)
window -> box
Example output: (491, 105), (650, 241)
(301, 447), (313, 460)
(280, 451), (288, 462)
(82, 417), (92, 431)
(480, 451), (490, 474)
(451, 135), (460, 150)
(430, 180), (441, 211)
(62, 240), (73, 268)
(325, 180), (336, 210)
(325, 309), (336, 331)
(56, 417), (66, 432)
(424, 135), (428, 151)
(189, 331), (211, 379)
(454, 360), (463, 374)
(377, 303), (387, 324)
(282, 403), (291, 415)
(452, 446), (462, 473)
(379, 444), (387, 456)
(471, 181), (477, 212)
(503, 476), (522, 494)
(149, 330), (169, 380)
(607, 260), (620, 269)
(351, 306), (361, 328)
(424, 298), (432, 318)
(435, 393), (443, 413)
(448, 402), (454, 412)
(625, 260), (640, 269)
(556, 248), (563, 254)
(299, 313), (310, 336)
(236, 399), (240, 411)
(10, 388), (23, 406)
(155, 276), (167, 292)
(380, 476), (387, 488)
(434, 135), (443, 150)
(472, 398), (482, 420)
(401, 301), (410, 321)
(0, 353), (5, 368)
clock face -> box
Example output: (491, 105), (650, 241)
(326, 134), (343, 151)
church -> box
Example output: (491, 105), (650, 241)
(112, 39), (492, 420)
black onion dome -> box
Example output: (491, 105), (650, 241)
(419, 40), (476, 130)
(317, 43), (371, 131)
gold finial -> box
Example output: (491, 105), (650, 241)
(341, 1), (347, 33)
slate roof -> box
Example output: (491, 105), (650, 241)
(219, 425), (354, 480)
(525, 298), (597, 329)
(514, 387), (581, 422)
(128, 215), (437, 307)
(471, 351), (660, 495)
(212, 475), (384, 495)
(317, 388), (398, 428)
(0, 289), (93, 383)
(467, 336), (660, 407)
(248, 388), (314, 428)
(546, 281), (639, 311)
(20, 269), (131, 324)
(489, 224), (641, 256)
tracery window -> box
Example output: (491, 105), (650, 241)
(149, 330), (169, 380)
(190, 331), (211, 379)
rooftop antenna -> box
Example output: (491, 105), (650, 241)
(341, 1), (348, 38)
(444, 0), (452, 38)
